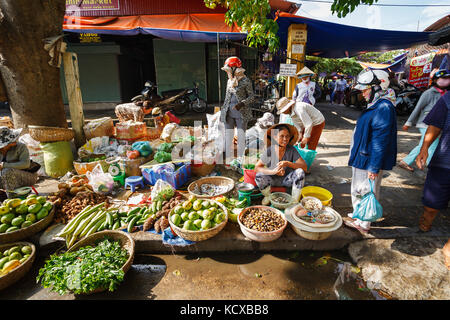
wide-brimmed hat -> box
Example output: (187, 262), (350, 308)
(265, 123), (299, 147)
(0, 127), (22, 149)
(276, 97), (295, 115)
(296, 66), (315, 78)
(257, 112), (275, 128)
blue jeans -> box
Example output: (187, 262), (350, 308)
(403, 128), (439, 166)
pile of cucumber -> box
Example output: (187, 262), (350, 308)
(56, 200), (166, 247)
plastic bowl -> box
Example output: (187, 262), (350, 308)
(300, 196), (323, 212)
(237, 205), (287, 242)
(269, 192), (293, 210)
(300, 186), (333, 206)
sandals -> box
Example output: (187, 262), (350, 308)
(419, 216), (433, 232)
(343, 217), (370, 234)
(398, 161), (414, 172)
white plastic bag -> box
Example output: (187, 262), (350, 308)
(151, 179), (175, 202)
(206, 112), (225, 153)
(86, 164), (114, 195)
(19, 133), (46, 176)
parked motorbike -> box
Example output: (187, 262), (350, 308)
(394, 82), (422, 116)
(161, 82), (207, 115)
(344, 86), (367, 110)
(130, 80), (189, 114)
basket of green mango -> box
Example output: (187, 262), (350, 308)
(168, 196), (228, 242)
(0, 242), (35, 291)
(0, 194), (55, 243)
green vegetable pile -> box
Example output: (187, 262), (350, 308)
(154, 151), (172, 163)
(157, 142), (174, 153)
(37, 238), (128, 295)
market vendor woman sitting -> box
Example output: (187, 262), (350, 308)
(254, 123), (307, 193)
(0, 127), (39, 199)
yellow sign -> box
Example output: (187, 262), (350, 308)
(292, 29), (307, 43)
(79, 33), (101, 43)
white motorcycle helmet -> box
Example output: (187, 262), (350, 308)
(355, 69), (390, 103)
(355, 69), (390, 91)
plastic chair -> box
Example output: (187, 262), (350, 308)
(124, 176), (145, 192)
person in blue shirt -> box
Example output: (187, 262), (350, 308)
(344, 69), (397, 233)
(415, 91), (450, 270)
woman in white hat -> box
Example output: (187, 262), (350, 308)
(276, 97), (325, 151)
(0, 127), (39, 199)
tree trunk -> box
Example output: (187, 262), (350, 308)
(0, 0), (67, 129)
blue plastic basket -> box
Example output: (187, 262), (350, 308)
(295, 144), (317, 170)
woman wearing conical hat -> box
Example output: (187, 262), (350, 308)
(292, 66), (318, 105)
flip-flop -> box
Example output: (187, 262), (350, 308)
(398, 161), (414, 172)
(343, 217), (370, 234)
(419, 215), (433, 232)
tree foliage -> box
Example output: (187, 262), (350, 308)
(204, 0), (279, 52)
(357, 50), (407, 64)
(331, 0), (378, 18)
(308, 56), (363, 77)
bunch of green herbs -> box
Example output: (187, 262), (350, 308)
(36, 238), (129, 295)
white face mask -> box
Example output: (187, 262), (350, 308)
(301, 77), (310, 83)
(436, 77), (450, 89)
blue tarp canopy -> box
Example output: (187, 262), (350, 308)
(276, 13), (431, 58)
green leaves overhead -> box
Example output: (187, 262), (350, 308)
(308, 56), (363, 77)
(331, 0), (378, 18)
(204, 0), (280, 52)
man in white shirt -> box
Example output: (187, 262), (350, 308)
(334, 75), (348, 105)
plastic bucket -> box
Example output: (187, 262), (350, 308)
(295, 145), (317, 170)
(300, 186), (333, 206)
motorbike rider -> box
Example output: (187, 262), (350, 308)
(220, 56), (255, 163)
(399, 69), (450, 172)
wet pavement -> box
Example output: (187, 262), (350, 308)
(0, 250), (387, 300)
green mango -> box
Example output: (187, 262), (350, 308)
(21, 246), (32, 255)
(0, 223), (8, 233)
(193, 219), (203, 229)
(28, 203), (42, 214)
(8, 246), (20, 254)
(6, 226), (19, 233)
(11, 216), (24, 227)
(188, 212), (199, 221)
(0, 206), (9, 216)
(15, 204), (28, 214)
(0, 257), (9, 269)
(201, 219), (211, 230)
(170, 214), (181, 227)
(25, 213), (36, 223)
(36, 208), (48, 220)
(43, 202), (53, 212)
(192, 200), (203, 211)
(36, 196), (47, 205)
(202, 200), (211, 209)
(9, 252), (22, 261)
(180, 212), (190, 222)
(21, 220), (33, 228)
(182, 220), (193, 230)
(1, 213), (15, 225)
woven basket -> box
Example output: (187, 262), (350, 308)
(0, 241), (36, 291)
(191, 162), (216, 177)
(66, 230), (135, 294)
(168, 200), (228, 242)
(28, 125), (74, 143)
(187, 176), (235, 199)
(0, 207), (55, 243)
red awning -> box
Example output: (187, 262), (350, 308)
(63, 13), (246, 41)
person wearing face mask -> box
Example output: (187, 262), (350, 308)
(398, 69), (450, 172)
(344, 69), (397, 233)
(292, 66), (317, 105)
(220, 56), (255, 163)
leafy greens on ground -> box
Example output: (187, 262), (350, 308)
(36, 238), (129, 295)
